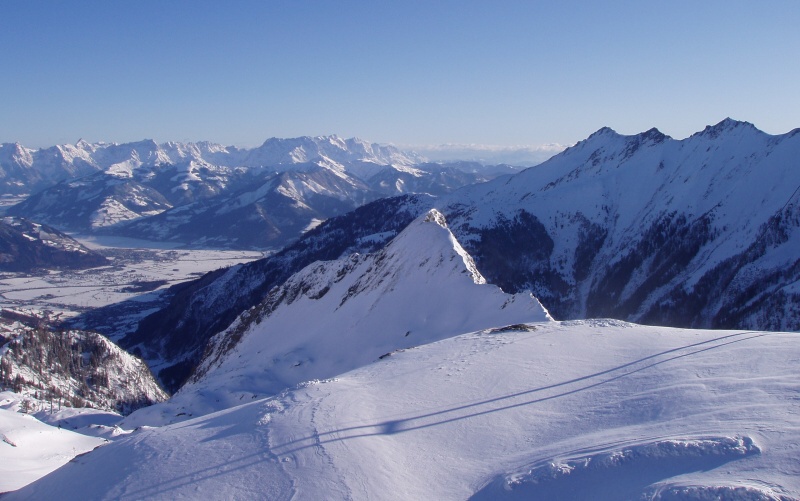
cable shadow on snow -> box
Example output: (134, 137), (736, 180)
(271, 331), (768, 454)
(109, 331), (768, 499)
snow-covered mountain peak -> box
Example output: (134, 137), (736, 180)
(636, 126), (669, 143)
(586, 126), (620, 140)
(388, 208), (486, 285)
(692, 117), (760, 140)
(568, 125), (671, 158)
(0, 143), (34, 168)
(423, 207), (448, 227)
(125, 208), (551, 425)
(435, 118), (800, 328)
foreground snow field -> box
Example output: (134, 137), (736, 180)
(10, 320), (799, 500)
(0, 406), (105, 493)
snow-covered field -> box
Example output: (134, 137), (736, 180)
(8, 320), (799, 500)
(0, 235), (263, 317)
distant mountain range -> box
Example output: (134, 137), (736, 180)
(2, 136), (521, 249)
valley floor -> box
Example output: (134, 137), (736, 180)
(0, 236), (263, 319)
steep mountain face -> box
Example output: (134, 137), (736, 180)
(439, 119), (800, 330)
(124, 208), (551, 424)
(113, 195), (435, 391)
(0, 313), (167, 415)
(0, 217), (109, 271)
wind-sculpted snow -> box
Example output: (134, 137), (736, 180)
(474, 436), (768, 500)
(440, 118), (800, 330)
(11, 322), (800, 499)
(0, 407), (105, 493)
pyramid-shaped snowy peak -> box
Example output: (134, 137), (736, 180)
(126, 209), (552, 426)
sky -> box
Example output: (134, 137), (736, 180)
(2, 1), (799, 152)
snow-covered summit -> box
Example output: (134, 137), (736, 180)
(691, 117), (760, 139)
(125, 209), (551, 426)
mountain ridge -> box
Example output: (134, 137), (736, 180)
(440, 118), (800, 330)
(92, 119), (800, 395)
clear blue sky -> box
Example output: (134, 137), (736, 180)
(2, 0), (798, 149)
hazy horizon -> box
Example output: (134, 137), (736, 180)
(2, 1), (798, 150)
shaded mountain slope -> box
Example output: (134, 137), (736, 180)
(0, 217), (108, 271)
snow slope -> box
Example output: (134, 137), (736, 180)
(11, 321), (799, 500)
(124, 209), (551, 425)
(0, 216), (109, 271)
(0, 406), (104, 493)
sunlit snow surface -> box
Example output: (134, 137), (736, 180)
(10, 321), (800, 500)
(0, 406), (105, 493)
